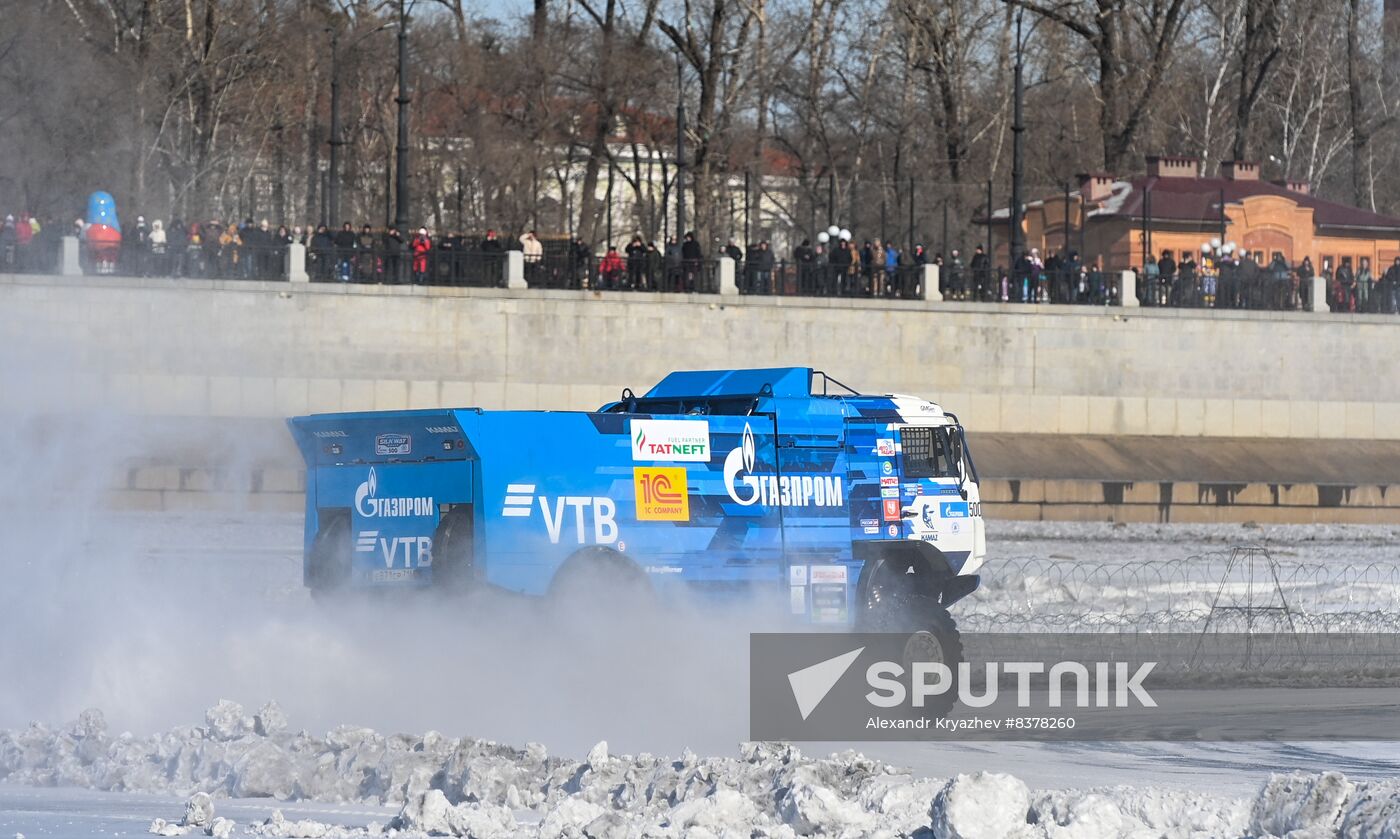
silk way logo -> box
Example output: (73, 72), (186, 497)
(723, 423), (844, 508)
(354, 466), (435, 518)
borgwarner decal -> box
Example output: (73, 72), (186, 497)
(723, 423), (844, 508)
(631, 419), (711, 462)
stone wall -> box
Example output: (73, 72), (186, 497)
(3, 273), (1397, 440)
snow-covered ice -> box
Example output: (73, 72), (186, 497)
(4, 705), (1400, 838)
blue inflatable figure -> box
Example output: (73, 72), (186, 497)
(85, 191), (122, 272)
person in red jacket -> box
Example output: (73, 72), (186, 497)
(598, 246), (625, 290)
(410, 227), (432, 284)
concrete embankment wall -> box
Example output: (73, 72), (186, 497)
(6, 273), (1400, 523)
(3, 272), (1399, 439)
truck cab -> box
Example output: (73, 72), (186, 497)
(287, 367), (985, 631)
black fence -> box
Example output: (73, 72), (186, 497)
(1136, 269), (1400, 313)
(84, 240), (290, 280)
(306, 243), (507, 287)
(733, 261), (925, 299)
(933, 265), (1121, 305)
(525, 253), (720, 293)
(0, 235), (61, 275)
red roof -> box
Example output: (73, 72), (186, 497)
(1106, 176), (1400, 233)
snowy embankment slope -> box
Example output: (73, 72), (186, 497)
(3, 703), (1398, 838)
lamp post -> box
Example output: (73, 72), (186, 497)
(675, 54), (687, 241)
(328, 30), (342, 227)
(1010, 6), (1026, 268)
(327, 21), (391, 227)
(393, 0), (413, 232)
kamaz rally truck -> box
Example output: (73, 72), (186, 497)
(288, 367), (985, 638)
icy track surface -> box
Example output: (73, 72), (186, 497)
(5, 704), (1400, 838)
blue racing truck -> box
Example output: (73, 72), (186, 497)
(287, 367), (985, 639)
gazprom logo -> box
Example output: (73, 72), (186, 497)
(354, 466), (435, 518)
(723, 423), (843, 508)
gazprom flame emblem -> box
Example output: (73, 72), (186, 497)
(354, 465), (434, 518)
(723, 423), (760, 505)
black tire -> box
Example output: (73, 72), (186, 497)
(307, 510), (352, 599)
(548, 547), (654, 610)
(859, 588), (964, 719)
(431, 507), (475, 593)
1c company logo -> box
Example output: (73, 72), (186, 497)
(633, 467), (690, 521)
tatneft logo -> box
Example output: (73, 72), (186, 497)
(631, 419), (711, 461)
(723, 423), (844, 508)
(355, 467), (435, 518)
(501, 483), (619, 544)
(633, 467), (690, 521)
(785, 647), (1157, 721)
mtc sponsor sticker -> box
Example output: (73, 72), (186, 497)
(876, 438), (895, 456)
(940, 501), (970, 518)
(882, 498), (901, 522)
(375, 433), (411, 455)
(633, 467), (690, 521)
(631, 419), (711, 461)
(810, 565), (848, 584)
(880, 476), (899, 488)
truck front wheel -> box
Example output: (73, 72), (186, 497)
(858, 584), (963, 719)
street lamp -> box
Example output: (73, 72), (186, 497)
(675, 53), (687, 242)
(326, 21), (392, 227)
(394, 0), (416, 232)
(1010, 7), (1026, 268)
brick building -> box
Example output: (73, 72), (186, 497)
(989, 156), (1400, 274)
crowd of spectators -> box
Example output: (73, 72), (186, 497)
(13, 209), (1400, 314)
(0, 213), (60, 273)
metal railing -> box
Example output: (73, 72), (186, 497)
(305, 243), (507, 287)
(0, 237), (61, 275)
(733, 261), (925, 299)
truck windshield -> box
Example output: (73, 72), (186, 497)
(900, 426), (960, 478)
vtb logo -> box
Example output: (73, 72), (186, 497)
(501, 483), (619, 544)
(633, 467), (689, 521)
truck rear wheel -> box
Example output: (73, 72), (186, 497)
(432, 507), (474, 593)
(549, 547), (654, 612)
(307, 511), (352, 600)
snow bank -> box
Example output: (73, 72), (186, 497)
(7, 706), (1400, 838)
